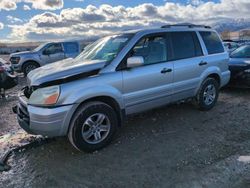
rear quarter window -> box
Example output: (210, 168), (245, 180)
(200, 31), (224, 55)
(63, 42), (79, 54)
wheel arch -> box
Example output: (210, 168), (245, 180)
(207, 73), (221, 86)
(21, 60), (40, 71)
(68, 95), (125, 135)
(83, 96), (125, 123)
(196, 66), (222, 94)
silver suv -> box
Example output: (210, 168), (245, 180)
(14, 24), (230, 152)
(10, 41), (81, 75)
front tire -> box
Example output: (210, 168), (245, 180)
(68, 101), (118, 152)
(23, 62), (39, 76)
(194, 78), (219, 111)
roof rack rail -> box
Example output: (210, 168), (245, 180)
(161, 23), (211, 29)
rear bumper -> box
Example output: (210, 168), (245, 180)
(16, 93), (76, 137)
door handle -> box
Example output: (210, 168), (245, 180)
(161, 68), (172, 74)
(199, 61), (208, 66)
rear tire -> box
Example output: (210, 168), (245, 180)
(194, 78), (219, 111)
(68, 101), (118, 152)
(22, 62), (39, 76)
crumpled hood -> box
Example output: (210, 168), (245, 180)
(229, 58), (250, 66)
(27, 58), (106, 86)
(10, 51), (36, 57)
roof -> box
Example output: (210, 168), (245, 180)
(121, 24), (214, 36)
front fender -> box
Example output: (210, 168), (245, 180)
(21, 56), (42, 66)
(59, 84), (124, 110)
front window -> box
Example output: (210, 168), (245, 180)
(75, 34), (133, 63)
(131, 35), (167, 65)
(44, 43), (63, 55)
(230, 45), (250, 58)
(33, 43), (48, 52)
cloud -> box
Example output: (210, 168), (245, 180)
(0, 22), (4, 30)
(188, 0), (204, 6)
(0, 0), (17, 11)
(7, 1), (250, 42)
(0, 0), (63, 11)
(7, 15), (23, 23)
(23, 4), (31, 10)
(25, 0), (64, 10)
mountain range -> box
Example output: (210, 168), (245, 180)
(213, 19), (250, 32)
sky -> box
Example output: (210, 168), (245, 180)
(0, 0), (248, 42)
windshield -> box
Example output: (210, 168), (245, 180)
(75, 34), (133, 63)
(230, 45), (250, 58)
(33, 43), (48, 52)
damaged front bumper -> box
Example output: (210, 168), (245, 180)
(13, 90), (76, 137)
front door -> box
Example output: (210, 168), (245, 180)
(122, 34), (174, 114)
(40, 43), (65, 65)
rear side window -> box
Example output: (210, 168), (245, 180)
(64, 42), (79, 53)
(170, 32), (203, 61)
(200, 32), (224, 54)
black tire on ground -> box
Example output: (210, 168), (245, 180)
(194, 77), (219, 111)
(68, 101), (118, 152)
(22, 62), (39, 76)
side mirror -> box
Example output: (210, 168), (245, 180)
(127, 56), (144, 68)
(43, 49), (51, 55)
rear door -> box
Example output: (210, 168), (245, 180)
(169, 31), (205, 101)
(122, 33), (174, 114)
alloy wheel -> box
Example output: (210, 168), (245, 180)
(81, 113), (111, 144)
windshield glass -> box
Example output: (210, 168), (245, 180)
(33, 43), (48, 52)
(75, 34), (133, 63)
(230, 45), (250, 58)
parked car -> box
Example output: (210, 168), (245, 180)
(223, 41), (240, 53)
(14, 24), (230, 152)
(0, 58), (18, 94)
(228, 45), (250, 87)
(10, 41), (81, 75)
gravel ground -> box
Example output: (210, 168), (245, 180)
(0, 76), (26, 134)
(1, 72), (250, 187)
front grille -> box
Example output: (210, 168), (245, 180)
(10, 57), (20, 64)
(23, 86), (37, 99)
(24, 86), (32, 98)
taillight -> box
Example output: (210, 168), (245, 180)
(0, 66), (5, 73)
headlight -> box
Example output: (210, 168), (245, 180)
(10, 57), (20, 64)
(28, 86), (60, 106)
